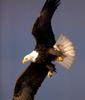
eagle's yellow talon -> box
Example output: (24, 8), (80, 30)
(47, 71), (53, 78)
(56, 56), (64, 62)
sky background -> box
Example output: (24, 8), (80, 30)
(1, 0), (85, 100)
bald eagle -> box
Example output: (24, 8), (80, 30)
(13, 0), (75, 100)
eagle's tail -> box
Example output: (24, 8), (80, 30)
(53, 34), (76, 69)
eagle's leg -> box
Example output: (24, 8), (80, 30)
(46, 63), (56, 78)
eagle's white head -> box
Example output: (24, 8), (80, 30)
(22, 50), (39, 64)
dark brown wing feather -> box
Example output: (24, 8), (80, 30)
(32, 0), (60, 48)
(13, 0), (61, 100)
(13, 63), (48, 100)
(41, 0), (60, 20)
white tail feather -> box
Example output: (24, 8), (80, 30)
(54, 34), (76, 69)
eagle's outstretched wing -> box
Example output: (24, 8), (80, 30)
(32, 0), (60, 48)
(13, 63), (48, 100)
(13, 0), (61, 100)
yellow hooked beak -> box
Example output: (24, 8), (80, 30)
(22, 59), (26, 64)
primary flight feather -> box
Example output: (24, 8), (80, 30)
(13, 0), (75, 100)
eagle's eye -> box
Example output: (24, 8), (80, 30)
(25, 57), (28, 61)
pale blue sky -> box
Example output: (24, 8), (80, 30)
(1, 0), (85, 100)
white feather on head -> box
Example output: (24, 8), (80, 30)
(22, 50), (39, 64)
